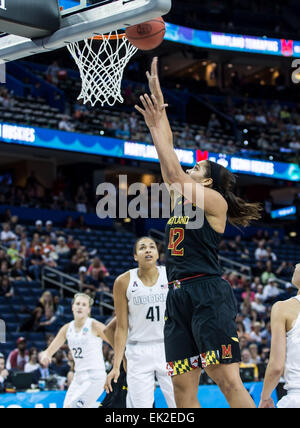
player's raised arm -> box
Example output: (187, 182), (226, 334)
(40, 323), (69, 367)
(259, 302), (287, 408)
(135, 92), (227, 218)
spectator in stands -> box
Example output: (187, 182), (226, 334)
(43, 236), (57, 257)
(0, 249), (8, 266)
(49, 350), (69, 378)
(75, 186), (88, 214)
(65, 216), (76, 230)
(236, 321), (251, 342)
(260, 322), (272, 348)
(10, 259), (31, 281)
(0, 276), (14, 298)
(28, 246), (45, 280)
(76, 215), (87, 230)
(87, 257), (109, 282)
(251, 276), (263, 291)
(45, 221), (56, 240)
(249, 322), (263, 344)
(38, 305), (58, 332)
(266, 246), (277, 262)
(0, 261), (11, 278)
(6, 337), (29, 371)
(46, 61), (60, 85)
(252, 261), (265, 278)
(249, 344), (261, 365)
(53, 295), (64, 318)
(269, 230), (282, 247)
(42, 248), (57, 268)
(78, 266), (97, 293)
(59, 115), (75, 132)
(6, 242), (20, 264)
(19, 307), (43, 333)
(276, 261), (294, 278)
(55, 237), (70, 257)
(262, 279), (283, 304)
(37, 291), (54, 313)
(207, 113), (221, 130)
(261, 261), (277, 285)
(19, 237), (29, 259)
(251, 294), (266, 318)
(24, 348), (40, 373)
(34, 220), (43, 235)
(240, 349), (259, 381)
(255, 241), (268, 261)
(255, 283), (265, 299)
(239, 335), (250, 354)
(0, 353), (9, 392)
(29, 235), (42, 255)
(73, 248), (88, 268)
(257, 133), (270, 151)
(0, 223), (17, 245)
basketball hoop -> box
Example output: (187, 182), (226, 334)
(67, 31), (138, 107)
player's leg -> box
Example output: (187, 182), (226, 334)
(190, 277), (256, 408)
(125, 344), (156, 408)
(171, 368), (201, 408)
(67, 371), (106, 408)
(164, 287), (201, 408)
(154, 343), (176, 408)
(64, 373), (80, 408)
(205, 363), (256, 408)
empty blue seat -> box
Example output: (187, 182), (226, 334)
(6, 322), (19, 332)
(27, 332), (45, 341)
(2, 314), (18, 323)
(0, 343), (14, 355)
(0, 305), (13, 316)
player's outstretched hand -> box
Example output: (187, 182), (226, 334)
(39, 351), (52, 367)
(259, 398), (275, 408)
(146, 57), (164, 106)
(135, 93), (168, 129)
(104, 367), (120, 394)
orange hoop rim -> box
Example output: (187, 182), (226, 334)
(90, 33), (127, 41)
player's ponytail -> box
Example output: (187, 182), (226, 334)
(207, 161), (262, 228)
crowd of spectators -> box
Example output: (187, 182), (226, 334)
(3, 56), (300, 164)
(0, 172), (97, 214)
(0, 217), (111, 301)
(220, 229), (298, 381)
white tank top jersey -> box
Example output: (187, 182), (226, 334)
(66, 317), (105, 373)
(126, 266), (169, 344)
(284, 296), (300, 391)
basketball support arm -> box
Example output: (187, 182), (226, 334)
(0, 0), (171, 63)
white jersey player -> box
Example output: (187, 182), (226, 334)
(40, 293), (109, 408)
(260, 264), (300, 408)
(105, 237), (176, 408)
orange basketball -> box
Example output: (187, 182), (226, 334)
(126, 17), (166, 51)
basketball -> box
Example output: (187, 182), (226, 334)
(126, 17), (166, 51)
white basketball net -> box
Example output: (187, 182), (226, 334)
(67, 31), (138, 107)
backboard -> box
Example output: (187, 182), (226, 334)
(59, 0), (105, 16)
(0, 0), (171, 63)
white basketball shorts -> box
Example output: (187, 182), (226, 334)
(64, 369), (106, 409)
